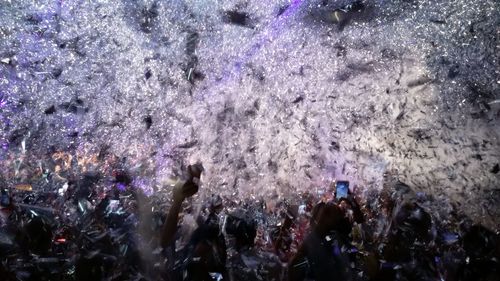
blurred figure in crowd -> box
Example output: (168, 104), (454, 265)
(288, 202), (353, 281)
(161, 164), (227, 281)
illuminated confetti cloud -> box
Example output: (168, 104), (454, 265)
(0, 0), (498, 229)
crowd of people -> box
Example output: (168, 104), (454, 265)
(0, 163), (499, 281)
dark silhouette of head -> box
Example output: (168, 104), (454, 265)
(225, 212), (257, 250)
(311, 202), (344, 235)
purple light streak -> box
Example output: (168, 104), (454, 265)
(158, 0), (306, 196)
(196, 0), (305, 101)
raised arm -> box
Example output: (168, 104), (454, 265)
(339, 196), (364, 224)
(160, 164), (203, 248)
(160, 181), (187, 247)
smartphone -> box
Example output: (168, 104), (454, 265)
(335, 181), (349, 199)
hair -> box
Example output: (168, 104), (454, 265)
(311, 202), (344, 231)
(310, 202), (326, 226)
